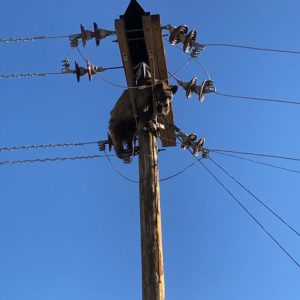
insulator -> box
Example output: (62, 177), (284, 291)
(75, 61), (81, 82)
(169, 25), (188, 45)
(178, 77), (197, 99)
(87, 61), (93, 81)
(195, 80), (216, 102)
(183, 30), (197, 53)
(80, 24), (88, 47)
(93, 22), (101, 46)
(74, 61), (87, 82)
(192, 138), (205, 156)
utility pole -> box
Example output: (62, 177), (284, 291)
(138, 125), (165, 299)
(115, 1), (177, 299)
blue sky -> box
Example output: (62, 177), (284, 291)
(1, 0), (300, 299)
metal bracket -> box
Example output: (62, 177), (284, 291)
(98, 133), (113, 152)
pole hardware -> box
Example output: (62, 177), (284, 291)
(97, 133), (113, 152)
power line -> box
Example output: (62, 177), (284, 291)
(193, 58), (211, 80)
(205, 43), (300, 55)
(177, 137), (300, 269)
(0, 66), (123, 80)
(103, 149), (199, 184)
(3, 33), (300, 56)
(0, 72), (64, 79)
(197, 157), (300, 269)
(160, 160), (198, 182)
(0, 138), (195, 181)
(0, 154), (109, 166)
(76, 46), (89, 62)
(209, 148), (300, 163)
(103, 150), (139, 183)
(209, 156), (300, 237)
(214, 91), (300, 106)
(0, 141), (99, 152)
(0, 35), (70, 43)
(213, 151), (300, 175)
(170, 72), (300, 106)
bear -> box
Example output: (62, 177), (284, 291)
(108, 80), (178, 160)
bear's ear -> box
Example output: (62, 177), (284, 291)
(171, 85), (178, 94)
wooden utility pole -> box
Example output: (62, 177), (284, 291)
(115, 1), (176, 299)
(138, 127), (165, 299)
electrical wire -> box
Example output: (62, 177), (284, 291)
(0, 66), (123, 80)
(0, 141), (99, 152)
(164, 37), (211, 80)
(209, 156), (300, 237)
(169, 72), (300, 106)
(214, 91), (300, 106)
(0, 72), (64, 79)
(213, 151), (300, 175)
(98, 56), (192, 90)
(103, 150), (139, 183)
(103, 148), (199, 184)
(0, 154), (108, 166)
(205, 43), (300, 55)
(196, 157), (300, 269)
(0, 35), (70, 43)
(76, 46), (89, 63)
(193, 58), (211, 80)
(208, 148), (300, 163)
(160, 160), (198, 182)
(178, 136), (300, 269)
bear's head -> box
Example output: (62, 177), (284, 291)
(154, 81), (178, 115)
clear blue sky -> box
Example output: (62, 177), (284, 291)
(1, 1), (300, 299)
